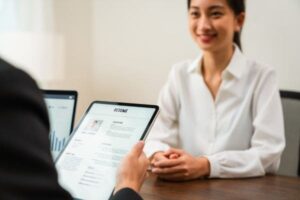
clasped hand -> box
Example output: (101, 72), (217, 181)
(150, 148), (210, 181)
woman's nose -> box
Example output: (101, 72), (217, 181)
(197, 16), (212, 32)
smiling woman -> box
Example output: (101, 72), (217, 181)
(188, 0), (245, 49)
(145, 0), (285, 180)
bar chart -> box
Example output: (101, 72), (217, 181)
(50, 131), (67, 155)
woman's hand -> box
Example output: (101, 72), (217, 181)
(151, 150), (180, 162)
(150, 151), (168, 163)
(115, 141), (149, 193)
(151, 148), (210, 181)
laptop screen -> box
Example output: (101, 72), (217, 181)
(43, 90), (77, 160)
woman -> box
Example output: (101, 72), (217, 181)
(145, 0), (285, 180)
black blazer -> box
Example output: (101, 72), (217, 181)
(0, 58), (142, 200)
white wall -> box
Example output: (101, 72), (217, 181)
(243, 0), (300, 91)
(91, 0), (197, 104)
(49, 0), (94, 121)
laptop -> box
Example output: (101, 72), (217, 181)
(43, 90), (78, 160)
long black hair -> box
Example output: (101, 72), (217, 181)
(187, 0), (245, 49)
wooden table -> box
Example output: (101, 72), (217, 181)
(140, 174), (300, 200)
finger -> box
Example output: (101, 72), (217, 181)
(140, 152), (150, 167)
(168, 153), (179, 159)
(153, 158), (182, 168)
(129, 141), (145, 157)
(142, 169), (149, 181)
(145, 171), (150, 179)
(164, 148), (183, 157)
(151, 153), (168, 165)
(152, 165), (185, 174)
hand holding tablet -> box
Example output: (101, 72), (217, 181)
(55, 101), (159, 200)
(114, 141), (149, 194)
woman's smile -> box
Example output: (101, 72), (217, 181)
(198, 32), (218, 44)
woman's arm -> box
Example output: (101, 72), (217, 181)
(145, 66), (181, 157)
(207, 68), (285, 178)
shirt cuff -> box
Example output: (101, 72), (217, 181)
(205, 155), (221, 178)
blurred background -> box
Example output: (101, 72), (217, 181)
(0, 0), (299, 123)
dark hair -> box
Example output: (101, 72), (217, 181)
(187, 0), (245, 49)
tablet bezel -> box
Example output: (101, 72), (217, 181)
(43, 89), (78, 134)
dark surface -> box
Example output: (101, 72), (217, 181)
(141, 173), (300, 200)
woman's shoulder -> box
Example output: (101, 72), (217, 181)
(244, 56), (276, 79)
(232, 48), (276, 79)
(170, 58), (199, 75)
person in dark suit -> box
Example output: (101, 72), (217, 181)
(0, 58), (147, 200)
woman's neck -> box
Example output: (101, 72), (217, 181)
(202, 45), (234, 77)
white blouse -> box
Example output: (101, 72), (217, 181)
(145, 47), (285, 178)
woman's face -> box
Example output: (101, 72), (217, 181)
(188, 0), (244, 53)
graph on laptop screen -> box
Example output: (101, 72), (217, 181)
(43, 90), (77, 160)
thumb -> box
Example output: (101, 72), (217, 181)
(129, 141), (145, 157)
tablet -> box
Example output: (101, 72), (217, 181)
(55, 101), (159, 200)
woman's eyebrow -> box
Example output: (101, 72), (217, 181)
(189, 3), (225, 11)
(208, 4), (225, 11)
(189, 6), (199, 10)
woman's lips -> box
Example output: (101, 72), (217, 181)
(198, 34), (216, 44)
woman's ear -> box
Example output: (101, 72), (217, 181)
(235, 12), (245, 32)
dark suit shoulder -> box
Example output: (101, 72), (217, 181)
(0, 58), (72, 199)
(0, 58), (49, 129)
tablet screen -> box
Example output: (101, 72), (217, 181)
(55, 101), (159, 200)
(43, 90), (77, 160)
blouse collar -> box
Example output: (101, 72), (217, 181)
(188, 44), (247, 80)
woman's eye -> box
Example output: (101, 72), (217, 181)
(211, 12), (222, 18)
(190, 11), (199, 18)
